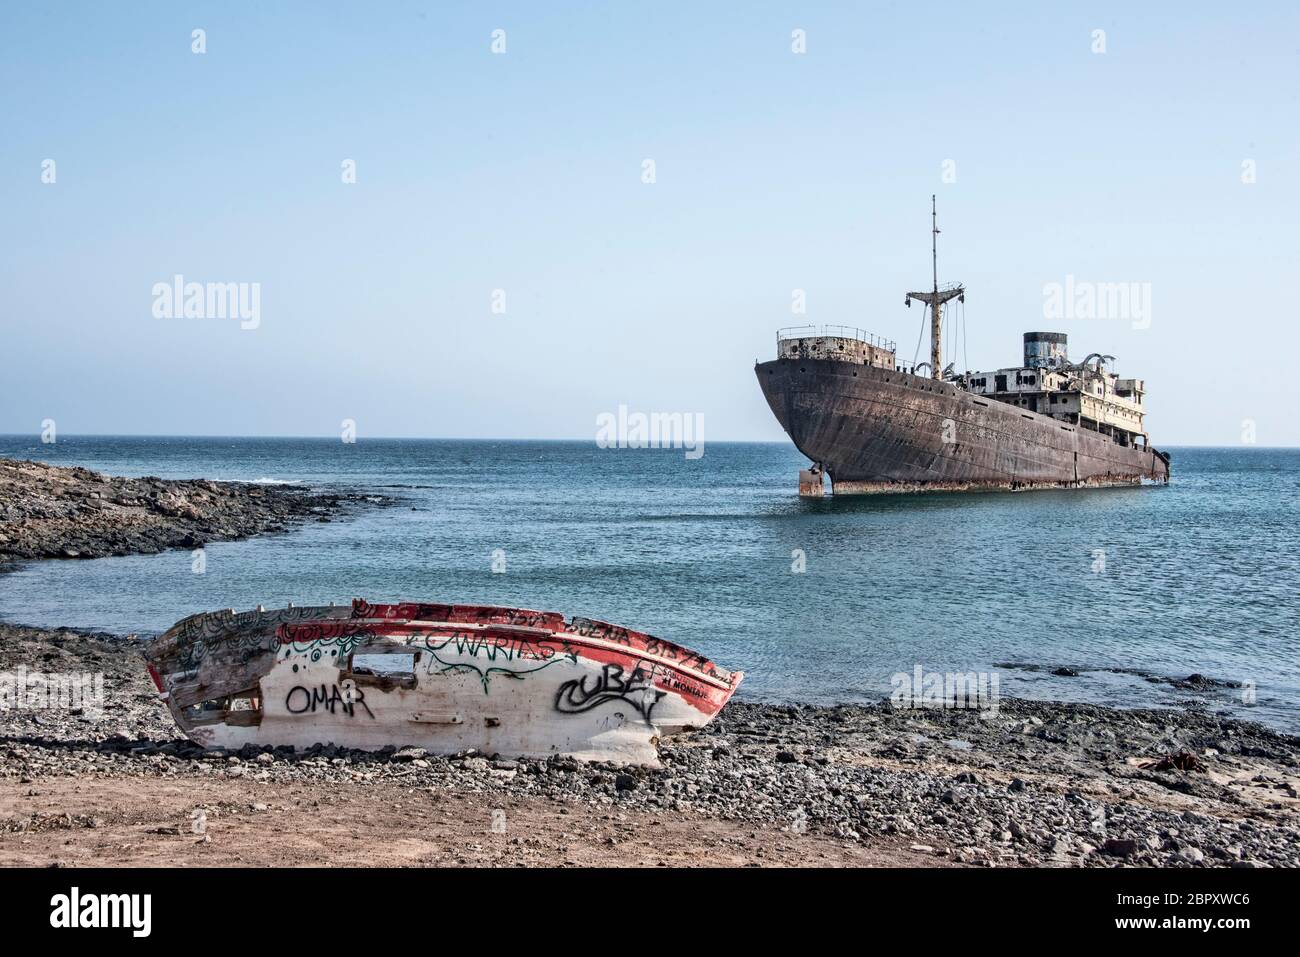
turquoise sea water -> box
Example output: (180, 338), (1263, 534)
(1, 436), (1297, 732)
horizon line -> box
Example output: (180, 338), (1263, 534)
(1, 433), (1297, 451)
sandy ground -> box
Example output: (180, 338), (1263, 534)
(0, 774), (950, 868)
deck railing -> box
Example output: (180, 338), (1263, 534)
(776, 324), (897, 353)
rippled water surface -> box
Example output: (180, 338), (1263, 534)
(2, 436), (1297, 731)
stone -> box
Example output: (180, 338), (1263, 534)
(1102, 838), (1138, 857)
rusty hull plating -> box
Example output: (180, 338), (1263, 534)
(144, 599), (743, 767)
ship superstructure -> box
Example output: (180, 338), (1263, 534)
(965, 332), (1152, 452)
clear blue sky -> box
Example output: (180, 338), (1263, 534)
(2, 1), (1296, 444)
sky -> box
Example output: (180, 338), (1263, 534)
(2, 1), (1297, 445)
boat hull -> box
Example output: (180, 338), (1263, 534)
(145, 600), (742, 766)
(756, 357), (1169, 492)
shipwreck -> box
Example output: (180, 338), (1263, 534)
(756, 197), (1171, 494)
(144, 599), (742, 766)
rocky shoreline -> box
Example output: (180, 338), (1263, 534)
(0, 457), (381, 564)
(2, 623), (1296, 868)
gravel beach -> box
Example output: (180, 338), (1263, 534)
(2, 623), (1296, 868)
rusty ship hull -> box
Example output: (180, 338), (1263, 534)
(756, 356), (1170, 493)
(145, 599), (742, 767)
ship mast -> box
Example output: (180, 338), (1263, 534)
(905, 195), (964, 379)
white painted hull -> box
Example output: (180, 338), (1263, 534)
(145, 600), (743, 766)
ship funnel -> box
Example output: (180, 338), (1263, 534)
(1024, 331), (1068, 369)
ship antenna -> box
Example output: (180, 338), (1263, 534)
(905, 195), (965, 380)
(932, 193), (938, 294)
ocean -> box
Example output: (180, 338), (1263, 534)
(2, 436), (1297, 732)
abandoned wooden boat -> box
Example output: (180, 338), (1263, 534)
(144, 599), (743, 766)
